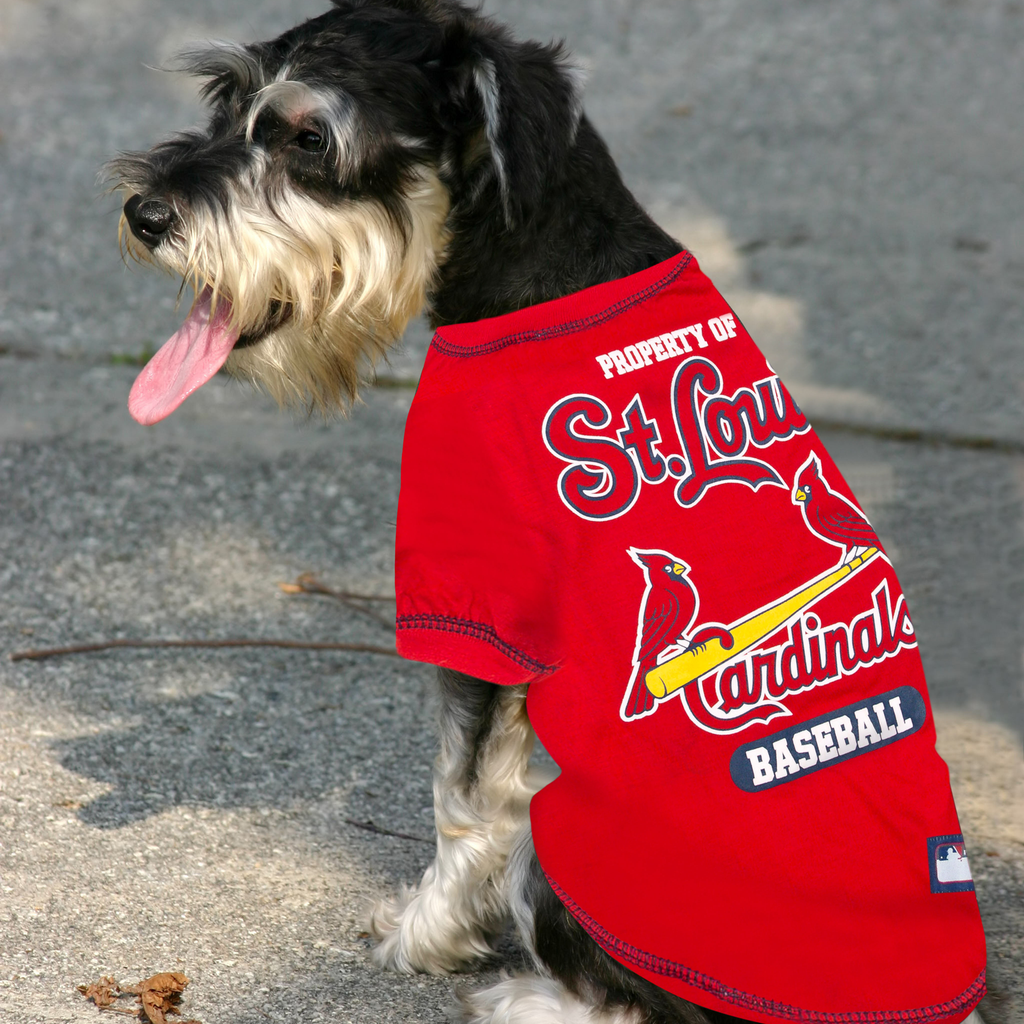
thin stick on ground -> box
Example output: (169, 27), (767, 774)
(344, 818), (433, 844)
(279, 572), (396, 627)
(10, 638), (399, 662)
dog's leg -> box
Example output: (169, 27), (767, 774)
(461, 975), (643, 1024)
(369, 670), (542, 974)
(471, 828), (734, 1024)
(459, 826), (642, 1023)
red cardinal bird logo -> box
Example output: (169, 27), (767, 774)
(622, 549), (732, 720)
(793, 453), (879, 565)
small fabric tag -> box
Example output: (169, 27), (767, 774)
(928, 834), (975, 893)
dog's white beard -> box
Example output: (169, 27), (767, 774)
(224, 166), (450, 410)
(123, 162), (449, 413)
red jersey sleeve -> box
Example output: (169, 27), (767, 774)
(395, 343), (564, 686)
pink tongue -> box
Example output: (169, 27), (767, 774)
(128, 288), (240, 425)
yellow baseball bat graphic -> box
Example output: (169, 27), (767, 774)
(645, 548), (880, 699)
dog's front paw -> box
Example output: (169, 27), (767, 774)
(462, 975), (644, 1024)
(368, 882), (498, 975)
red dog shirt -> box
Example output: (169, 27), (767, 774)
(395, 253), (986, 1023)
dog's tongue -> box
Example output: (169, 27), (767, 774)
(128, 288), (240, 425)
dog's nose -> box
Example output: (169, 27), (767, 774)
(123, 195), (174, 247)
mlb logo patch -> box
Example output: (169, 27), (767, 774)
(928, 834), (975, 893)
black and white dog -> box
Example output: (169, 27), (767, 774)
(109, 2), (751, 1021)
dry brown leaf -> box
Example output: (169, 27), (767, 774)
(78, 972), (201, 1024)
(77, 977), (121, 1008)
(123, 973), (190, 1024)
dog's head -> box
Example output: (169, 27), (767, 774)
(107, 0), (584, 424)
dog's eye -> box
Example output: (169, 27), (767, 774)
(294, 129), (327, 153)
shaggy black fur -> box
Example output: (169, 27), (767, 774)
(117, 0), (682, 320)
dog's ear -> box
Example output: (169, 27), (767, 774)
(437, 16), (585, 227)
(472, 37), (585, 225)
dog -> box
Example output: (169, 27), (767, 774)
(108, 3), (987, 1023)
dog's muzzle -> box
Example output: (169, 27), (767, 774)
(124, 195), (175, 248)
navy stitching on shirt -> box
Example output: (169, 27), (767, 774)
(397, 614), (557, 676)
(545, 873), (984, 1024)
(431, 252), (694, 358)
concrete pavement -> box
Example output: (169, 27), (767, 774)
(0, 1), (1021, 1021)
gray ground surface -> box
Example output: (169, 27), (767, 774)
(0, 1), (1021, 1022)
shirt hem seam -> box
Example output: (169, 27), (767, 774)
(544, 873), (984, 1023)
(397, 614), (558, 676)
